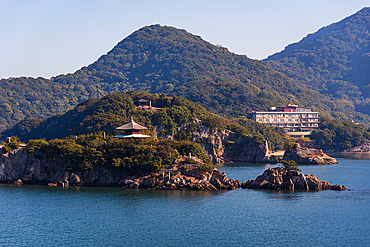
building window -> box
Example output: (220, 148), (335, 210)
(279, 124), (284, 127)
(265, 114), (270, 117)
(274, 119), (278, 122)
(288, 119), (292, 122)
(288, 124), (292, 127)
(303, 114), (307, 117)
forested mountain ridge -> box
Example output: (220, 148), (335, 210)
(2, 22), (370, 131)
(265, 7), (370, 119)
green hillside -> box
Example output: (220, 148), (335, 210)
(265, 7), (370, 122)
(1, 91), (286, 150)
(2, 23), (370, 132)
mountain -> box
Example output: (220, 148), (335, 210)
(265, 7), (370, 121)
(1, 23), (370, 131)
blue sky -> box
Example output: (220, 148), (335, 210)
(0, 0), (369, 79)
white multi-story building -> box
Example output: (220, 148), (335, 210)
(251, 104), (319, 137)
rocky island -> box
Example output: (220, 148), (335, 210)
(242, 167), (346, 191)
(0, 145), (240, 190)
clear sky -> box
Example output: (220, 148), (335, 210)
(0, 0), (369, 79)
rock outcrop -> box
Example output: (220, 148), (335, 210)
(343, 141), (370, 153)
(241, 167), (346, 191)
(119, 157), (240, 190)
(283, 147), (338, 165)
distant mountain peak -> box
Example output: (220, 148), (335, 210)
(264, 6), (370, 122)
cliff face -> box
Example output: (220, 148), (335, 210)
(155, 121), (271, 163)
(0, 146), (125, 186)
(283, 147), (338, 165)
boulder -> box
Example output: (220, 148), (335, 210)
(12, 179), (23, 185)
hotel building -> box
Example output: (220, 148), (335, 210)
(251, 104), (319, 137)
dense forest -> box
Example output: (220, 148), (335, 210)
(2, 23), (370, 132)
(265, 7), (370, 121)
(310, 119), (370, 151)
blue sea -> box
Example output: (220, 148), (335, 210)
(1, 154), (369, 246)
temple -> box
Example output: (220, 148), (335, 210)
(113, 117), (151, 139)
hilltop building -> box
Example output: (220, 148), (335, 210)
(114, 117), (151, 139)
(251, 104), (319, 137)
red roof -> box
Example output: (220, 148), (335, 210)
(138, 99), (149, 102)
(116, 118), (148, 130)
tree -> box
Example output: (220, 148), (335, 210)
(281, 160), (301, 171)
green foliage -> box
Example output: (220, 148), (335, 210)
(25, 133), (188, 174)
(281, 160), (301, 171)
(1, 136), (21, 152)
(310, 119), (369, 150)
(200, 163), (215, 172)
(237, 117), (285, 150)
(252, 135), (265, 144)
(284, 140), (298, 152)
(26, 139), (49, 153)
(168, 140), (211, 164)
(201, 114), (226, 130)
(175, 122), (200, 141)
(184, 157), (197, 164)
(227, 123), (249, 137)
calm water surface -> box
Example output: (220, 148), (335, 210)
(1, 156), (369, 246)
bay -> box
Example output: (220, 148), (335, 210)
(0, 156), (369, 246)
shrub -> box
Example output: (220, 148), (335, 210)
(26, 139), (49, 153)
(2, 136), (21, 152)
(200, 163), (215, 172)
(185, 157), (197, 164)
(284, 140), (298, 152)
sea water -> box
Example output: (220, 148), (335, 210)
(0, 156), (369, 246)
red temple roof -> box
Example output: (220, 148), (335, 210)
(116, 117), (148, 131)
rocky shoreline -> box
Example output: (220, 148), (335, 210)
(1, 146), (345, 192)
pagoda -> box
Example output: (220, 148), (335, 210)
(113, 117), (151, 139)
